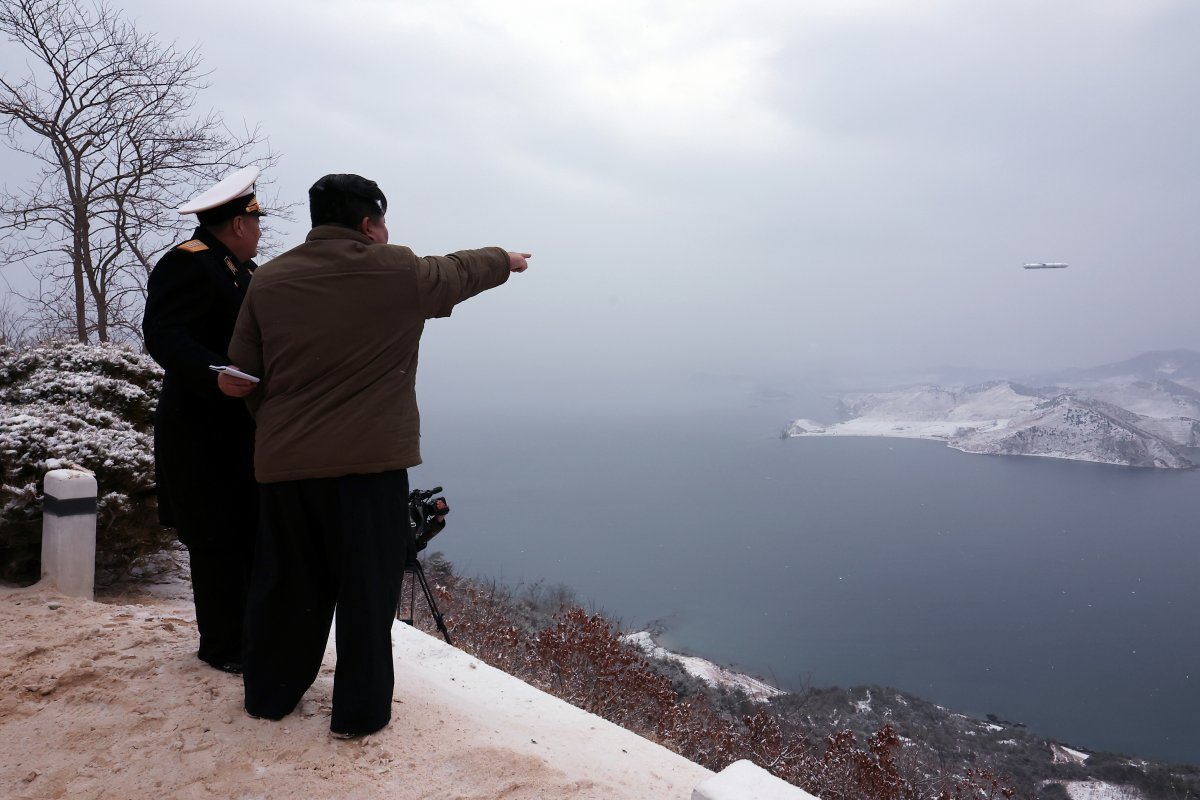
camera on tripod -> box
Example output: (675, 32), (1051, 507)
(408, 486), (449, 553)
(401, 485), (453, 644)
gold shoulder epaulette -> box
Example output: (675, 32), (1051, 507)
(177, 239), (209, 253)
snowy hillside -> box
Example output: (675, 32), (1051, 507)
(951, 394), (1192, 469)
(783, 354), (1200, 469)
(623, 632), (785, 702)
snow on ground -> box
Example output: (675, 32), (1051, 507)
(1061, 780), (1147, 800)
(0, 582), (711, 799)
(1082, 378), (1200, 420)
(782, 383), (1031, 442)
(1052, 743), (1092, 764)
(784, 384), (1196, 469)
(840, 382), (1040, 424)
(623, 631), (785, 702)
(787, 417), (1001, 440)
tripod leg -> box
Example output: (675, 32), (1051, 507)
(411, 561), (454, 645)
(397, 566), (417, 627)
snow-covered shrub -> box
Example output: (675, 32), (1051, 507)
(0, 342), (170, 584)
(426, 564), (984, 798)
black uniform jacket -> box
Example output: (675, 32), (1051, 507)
(142, 226), (257, 546)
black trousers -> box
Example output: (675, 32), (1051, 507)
(243, 470), (411, 735)
(183, 533), (255, 668)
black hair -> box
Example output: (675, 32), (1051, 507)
(201, 216), (237, 236)
(308, 173), (388, 229)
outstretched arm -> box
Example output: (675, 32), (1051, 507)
(416, 247), (531, 319)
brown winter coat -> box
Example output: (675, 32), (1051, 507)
(227, 225), (510, 483)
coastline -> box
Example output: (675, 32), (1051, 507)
(783, 418), (1193, 469)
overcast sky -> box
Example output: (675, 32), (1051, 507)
(4, 0), (1199, 400)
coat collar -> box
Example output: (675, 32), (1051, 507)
(192, 225), (243, 264)
(305, 224), (374, 245)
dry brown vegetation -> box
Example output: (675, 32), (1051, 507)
(405, 558), (1017, 800)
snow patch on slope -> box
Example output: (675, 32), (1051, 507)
(624, 632), (784, 702)
(783, 379), (1198, 469)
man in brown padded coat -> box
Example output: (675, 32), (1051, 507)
(220, 173), (529, 738)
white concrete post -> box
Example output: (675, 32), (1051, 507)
(692, 760), (818, 800)
(41, 468), (98, 600)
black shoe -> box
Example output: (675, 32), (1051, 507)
(245, 703), (288, 721)
(330, 721), (387, 739)
(201, 658), (243, 674)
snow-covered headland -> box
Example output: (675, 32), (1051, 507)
(623, 631), (785, 702)
(783, 352), (1200, 469)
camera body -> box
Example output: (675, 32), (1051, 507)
(408, 486), (449, 553)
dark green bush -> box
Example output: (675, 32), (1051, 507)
(0, 342), (171, 583)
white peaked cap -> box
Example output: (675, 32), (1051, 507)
(176, 166), (261, 215)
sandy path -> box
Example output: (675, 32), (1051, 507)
(0, 583), (710, 799)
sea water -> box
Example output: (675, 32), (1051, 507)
(416, 392), (1200, 765)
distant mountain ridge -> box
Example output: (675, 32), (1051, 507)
(1029, 349), (1200, 389)
(783, 351), (1200, 469)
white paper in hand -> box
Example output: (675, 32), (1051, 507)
(209, 365), (260, 383)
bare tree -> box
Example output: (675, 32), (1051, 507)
(0, 0), (282, 345)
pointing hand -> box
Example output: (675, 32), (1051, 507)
(508, 252), (531, 273)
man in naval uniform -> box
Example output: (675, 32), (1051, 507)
(142, 167), (265, 674)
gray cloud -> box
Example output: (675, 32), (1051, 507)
(4, 0), (1197, 398)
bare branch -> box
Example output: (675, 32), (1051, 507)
(0, 0), (287, 344)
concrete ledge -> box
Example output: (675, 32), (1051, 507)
(693, 759), (818, 800)
(388, 618), (714, 797)
(389, 623), (818, 798)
